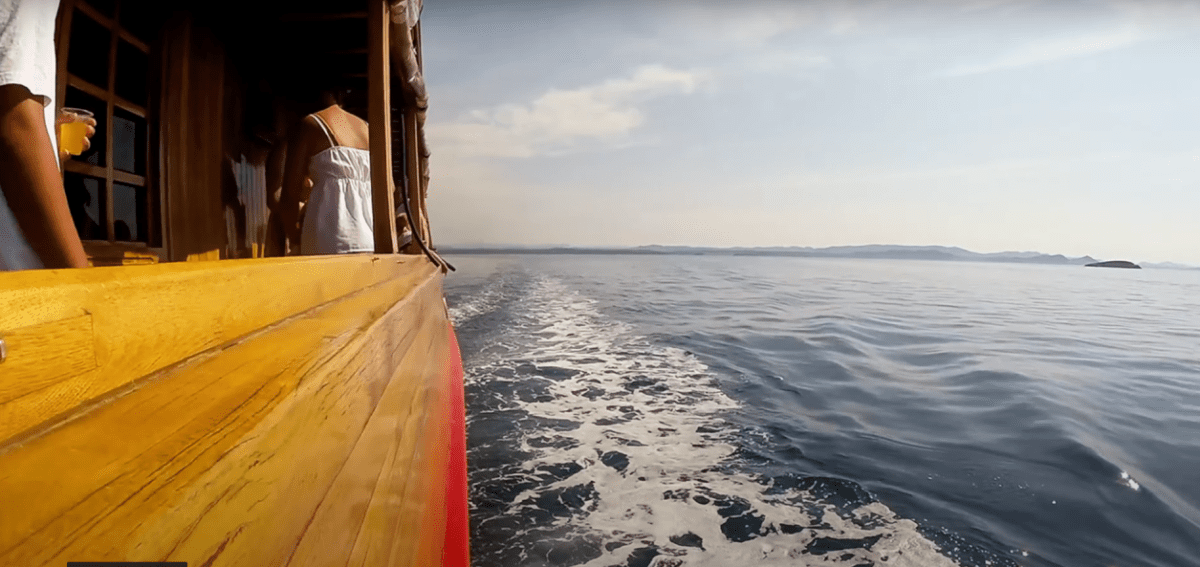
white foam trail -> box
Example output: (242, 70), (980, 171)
(449, 274), (510, 325)
(468, 276), (964, 566)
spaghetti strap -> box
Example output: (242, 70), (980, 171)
(310, 113), (338, 147)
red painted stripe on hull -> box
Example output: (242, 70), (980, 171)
(442, 323), (471, 567)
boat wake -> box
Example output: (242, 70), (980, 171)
(449, 270), (516, 326)
(463, 276), (979, 567)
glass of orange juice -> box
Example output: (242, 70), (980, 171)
(58, 108), (94, 156)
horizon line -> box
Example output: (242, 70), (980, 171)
(434, 243), (1195, 267)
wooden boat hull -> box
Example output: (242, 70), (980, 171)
(0, 255), (468, 566)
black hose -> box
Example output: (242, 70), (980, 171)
(399, 182), (455, 272)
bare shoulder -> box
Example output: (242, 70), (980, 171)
(296, 114), (331, 150)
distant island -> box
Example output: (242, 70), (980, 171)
(438, 244), (1200, 270)
(1085, 260), (1141, 269)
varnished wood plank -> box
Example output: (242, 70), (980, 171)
(369, 0), (398, 254)
(0, 269), (448, 566)
(0, 314), (97, 404)
(287, 306), (441, 567)
(391, 331), (454, 567)
(0, 255), (432, 447)
(137, 278), (444, 567)
(358, 315), (450, 567)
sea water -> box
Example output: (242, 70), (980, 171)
(444, 254), (1200, 567)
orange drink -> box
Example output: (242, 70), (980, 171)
(58, 108), (93, 156)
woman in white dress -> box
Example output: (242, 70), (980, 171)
(279, 86), (374, 256)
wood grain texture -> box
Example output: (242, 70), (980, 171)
(161, 14), (227, 263)
(369, 0), (399, 255)
(0, 254), (433, 448)
(0, 262), (454, 566)
(0, 314), (96, 404)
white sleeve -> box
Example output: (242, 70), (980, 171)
(0, 0), (61, 106)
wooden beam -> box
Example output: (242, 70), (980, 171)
(64, 161), (148, 187)
(104, 0), (120, 242)
(402, 108), (421, 255)
(54, 0), (76, 115)
(73, 0), (114, 31)
(368, 0), (398, 254)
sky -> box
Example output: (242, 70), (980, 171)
(419, 0), (1200, 264)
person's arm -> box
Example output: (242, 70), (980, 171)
(0, 85), (88, 269)
(279, 117), (313, 247)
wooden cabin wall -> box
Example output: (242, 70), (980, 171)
(160, 14), (227, 262)
(159, 12), (273, 262)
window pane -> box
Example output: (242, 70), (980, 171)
(83, 0), (116, 17)
(119, 1), (159, 43)
(112, 107), (145, 175)
(63, 87), (107, 167)
(67, 12), (112, 90)
(64, 173), (107, 241)
(115, 40), (147, 106)
(112, 183), (147, 243)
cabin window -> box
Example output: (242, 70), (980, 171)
(57, 0), (161, 251)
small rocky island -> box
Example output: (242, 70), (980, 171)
(1085, 260), (1141, 269)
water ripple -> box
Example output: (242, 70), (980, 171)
(447, 255), (1200, 567)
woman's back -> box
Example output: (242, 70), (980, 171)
(310, 105), (369, 152)
(299, 106), (374, 255)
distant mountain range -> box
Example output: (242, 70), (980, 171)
(438, 244), (1200, 269)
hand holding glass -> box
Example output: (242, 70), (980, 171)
(57, 108), (96, 156)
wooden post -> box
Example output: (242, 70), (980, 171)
(368, 0), (398, 254)
(419, 154), (431, 248)
(402, 107), (422, 254)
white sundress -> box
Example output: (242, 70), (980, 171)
(300, 113), (375, 256)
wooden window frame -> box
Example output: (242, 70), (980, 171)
(55, 0), (164, 264)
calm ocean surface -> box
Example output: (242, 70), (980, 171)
(443, 254), (1200, 567)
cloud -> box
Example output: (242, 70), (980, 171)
(748, 51), (833, 74)
(724, 10), (816, 44)
(939, 26), (1148, 76)
(429, 65), (709, 158)
(660, 3), (817, 46)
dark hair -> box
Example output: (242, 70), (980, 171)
(268, 62), (351, 112)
